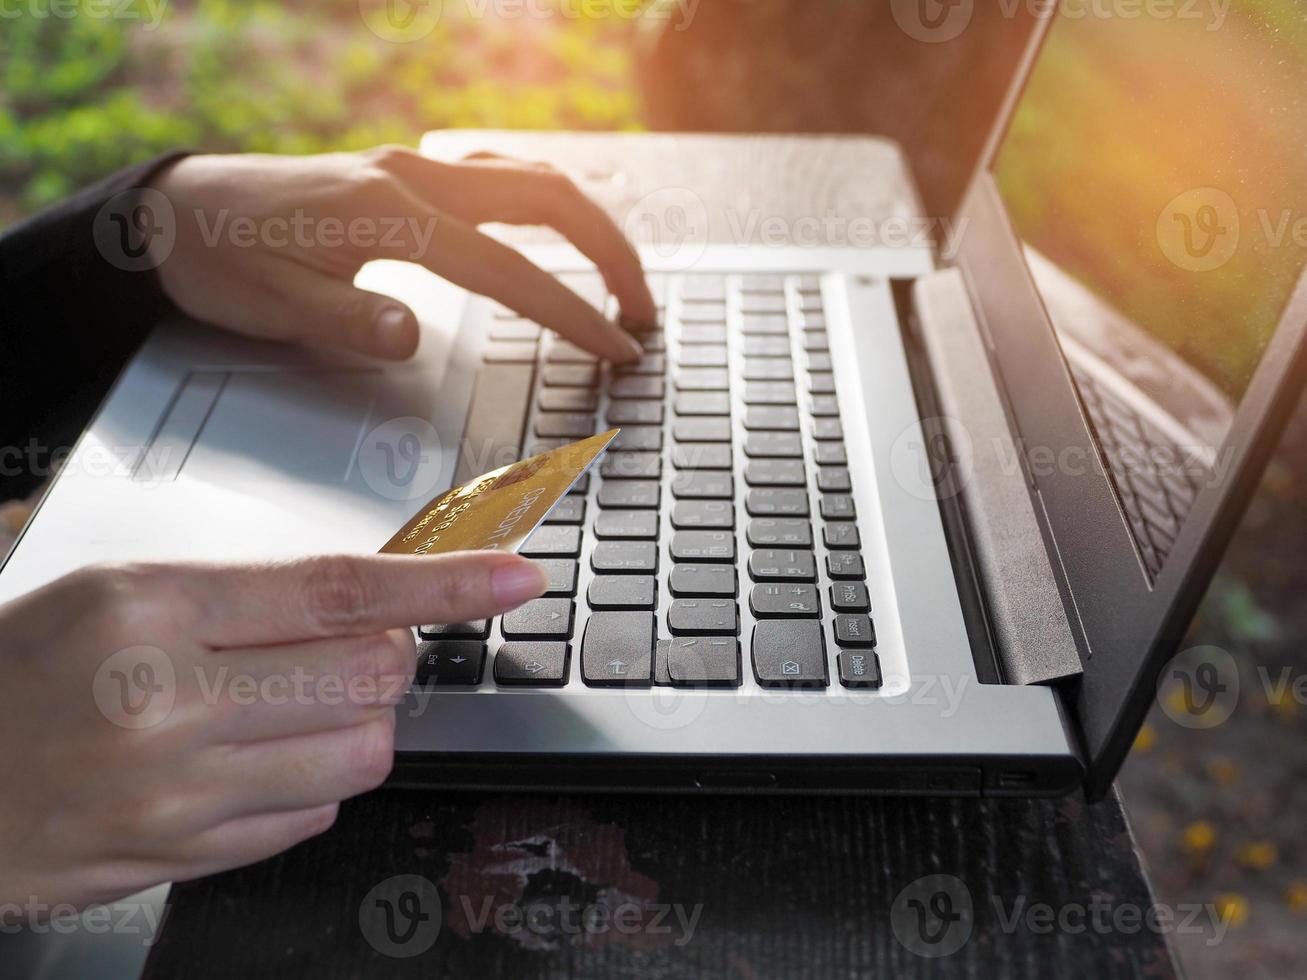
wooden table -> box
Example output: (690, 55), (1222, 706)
(143, 133), (1177, 980)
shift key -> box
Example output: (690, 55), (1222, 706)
(581, 612), (654, 686)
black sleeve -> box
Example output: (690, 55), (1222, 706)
(0, 152), (189, 499)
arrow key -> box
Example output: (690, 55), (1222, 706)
(501, 599), (575, 640)
(494, 642), (571, 687)
(414, 641), (486, 687)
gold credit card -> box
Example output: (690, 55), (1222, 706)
(379, 430), (618, 556)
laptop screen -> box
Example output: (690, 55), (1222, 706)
(992, 3), (1307, 579)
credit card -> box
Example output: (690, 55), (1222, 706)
(379, 430), (617, 556)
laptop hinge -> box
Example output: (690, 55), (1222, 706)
(908, 269), (1083, 686)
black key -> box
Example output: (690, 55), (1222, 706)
(678, 346), (728, 368)
(546, 339), (600, 363)
(744, 406), (800, 431)
(668, 599), (739, 636)
(670, 530), (736, 563)
(811, 418), (844, 441)
(747, 518), (812, 547)
(834, 614), (877, 647)
(749, 583), (821, 618)
(536, 559), (579, 597)
(839, 650), (882, 689)
(538, 388), (599, 413)
(610, 376), (664, 400)
(601, 452), (661, 479)
(617, 353), (667, 376)
(595, 510), (659, 540)
(592, 541), (658, 574)
(607, 401), (664, 425)
(830, 581), (871, 613)
(751, 621), (828, 688)
(521, 525), (582, 557)
(809, 394), (840, 416)
(808, 373), (837, 395)
(502, 599), (575, 640)
(744, 432), (803, 459)
(666, 638), (741, 688)
(535, 413), (595, 439)
(744, 382), (797, 406)
(739, 314), (789, 335)
(672, 471), (734, 500)
(544, 496), (586, 525)
(674, 392), (731, 416)
(815, 443), (848, 465)
(494, 642), (569, 687)
(745, 459), (806, 487)
(598, 480), (660, 509)
(675, 368), (730, 391)
(739, 293), (787, 314)
(743, 359), (795, 382)
(415, 641), (486, 686)
(679, 302), (727, 323)
(419, 620), (489, 639)
(747, 489), (810, 517)
(820, 494), (857, 520)
(581, 611), (654, 686)
(824, 522), (862, 550)
(806, 353), (834, 372)
(673, 417), (732, 442)
(748, 549), (817, 582)
(817, 467), (852, 493)
(672, 500), (735, 530)
(543, 364), (599, 387)
(801, 333), (829, 352)
(672, 443), (732, 471)
(679, 325), (728, 345)
(588, 575), (657, 611)
(827, 552), (866, 580)
(670, 564), (737, 598)
(613, 426), (663, 452)
(569, 474), (590, 496)
(743, 336), (792, 357)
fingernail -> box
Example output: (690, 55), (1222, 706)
(612, 330), (644, 365)
(491, 561), (549, 607)
(375, 306), (415, 358)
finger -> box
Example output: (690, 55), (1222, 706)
(264, 263), (420, 360)
(167, 803), (340, 881)
(186, 551), (548, 647)
(199, 629), (416, 744)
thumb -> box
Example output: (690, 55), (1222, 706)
(274, 264), (420, 360)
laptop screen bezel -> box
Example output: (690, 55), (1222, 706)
(949, 8), (1307, 797)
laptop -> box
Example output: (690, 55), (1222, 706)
(3, 4), (1304, 800)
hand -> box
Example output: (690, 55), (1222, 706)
(148, 146), (654, 363)
(0, 550), (548, 914)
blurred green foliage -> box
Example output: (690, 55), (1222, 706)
(0, 0), (647, 224)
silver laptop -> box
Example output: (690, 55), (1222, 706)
(3, 5), (1304, 799)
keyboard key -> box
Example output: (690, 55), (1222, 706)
(830, 581), (871, 613)
(595, 510), (659, 540)
(536, 558), (578, 597)
(744, 382), (797, 406)
(502, 599), (575, 640)
(613, 426), (663, 452)
(679, 302), (727, 323)
(666, 638), (741, 688)
(581, 612), (654, 686)
(806, 353), (834, 373)
(811, 418), (844, 440)
(751, 621), (827, 687)
(744, 432), (803, 459)
(535, 413), (595, 439)
(675, 368), (730, 391)
(743, 336), (793, 357)
(673, 417), (732, 442)
(834, 614), (876, 647)
(820, 494), (857, 520)
(671, 500), (735, 530)
(670, 530), (736, 563)
(809, 394), (840, 416)
(815, 443), (848, 465)
(745, 459), (806, 487)
(743, 359), (795, 382)
(617, 353), (667, 376)
(415, 641), (486, 686)
(482, 341), (538, 363)
(672, 471), (734, 500)
(747, 489), (810, 517)
(544, 496), (586, 525)
(570, 474), (590, 495)
(679, 325), (728, 345)
(592, 541), (658, 574)
(796, 311), (826, 331)
(738, 274), (787, 293)
(801, 333), (829, 352)
(747, 518), (812, 547)
(494, 642), (570, 686)
(839, 651), (882, 689)
(607, 401), (664, 425)
(588, 575), (657, 611)
(749, 584), (821, 618)
(598, 480), (660, 509)
(680, 275), (726, 301)
(668, 599), (739, 636)
(521, 525), (582, 557)
(601, 452), (661, 479)
(817, 467), (852, 493)
(543, 364), (599, 387)
(827, 552), (866, 580)
(490, 319), (543, 342)
(546, 339), (600, 363)
(670, 564), (737, 597)
(538, 388), (598, 412)
(744, 406), (800, 431)
(739, 293), (787, 314)
(672, 443), (732, 471)
(807, 373), (837, 395)
(678, 345), (728, 368)
(610, 376), (664, 400)
(419, 620), (489, 639)
(748, 549), (817, 582)
(674, 392), (731, 416)
(823, 522), (861, 549)
(739, 314), (789, 336)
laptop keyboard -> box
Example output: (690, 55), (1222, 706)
(414, 272), (880, 692)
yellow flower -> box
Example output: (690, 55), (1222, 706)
(1286, 881), (1307, 913)
(1182, 821), (1217, 854)
(1214, 893), (1248, 929)
(1237, 842), (1278, 871)
(1207, 757), (1238, 783)
(1133, 725), (1157, 752)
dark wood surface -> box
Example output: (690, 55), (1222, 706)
(143, 133), (1176, 980)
